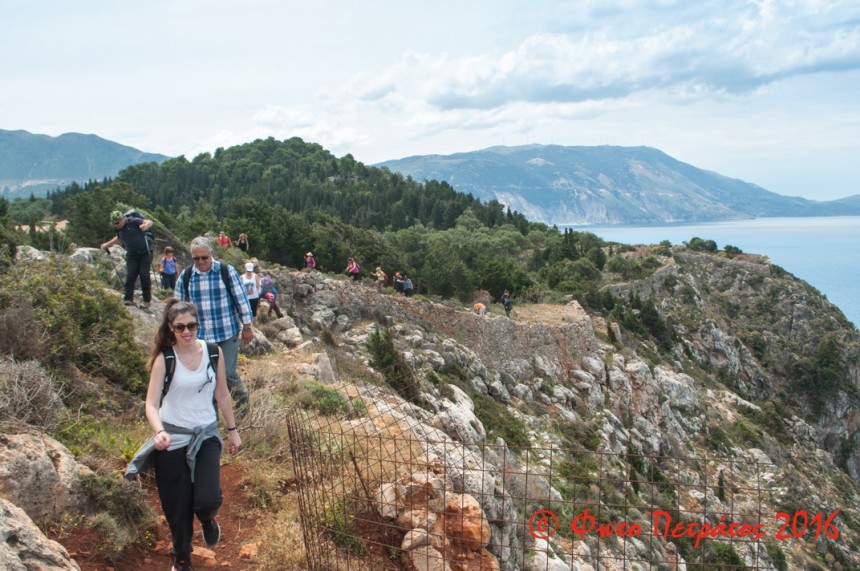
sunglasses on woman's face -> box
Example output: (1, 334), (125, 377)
(172, 322), (199, 333)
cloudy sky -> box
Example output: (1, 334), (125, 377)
(2, 0), (859, 200)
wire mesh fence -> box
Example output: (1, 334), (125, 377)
(285, 368), (787, 571)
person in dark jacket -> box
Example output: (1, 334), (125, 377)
(100, 209), (154, 308)
(501, 289), (513, 318)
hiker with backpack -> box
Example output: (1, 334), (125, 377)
(174, 236), (254, 410)
(260, 274), (284, 318)
(345, 257), (361, 281)
(125, 299), (241, 571)
(159, 246), (178, 291)
(501, 289), (513, 318)
(373, 266), (387, 289)
(100, 209), (154, 309)
(303, 252), (316, 271)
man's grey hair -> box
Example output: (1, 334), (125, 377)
(190, 236), (214, 252)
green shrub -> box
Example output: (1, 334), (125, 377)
(297, 382), (350, 416)
(557, 418), (601, 451)
(792, 336), (853, 418)
(80, 471), (157, 556)
(0, 259), (147, 393)
(472, 392), (529, 448)
(322, 496), (366, 556)
(367, 327), (420, 401)
(766, 543), (788, 571)
(705, 541), (747, 568)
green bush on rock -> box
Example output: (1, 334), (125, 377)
(0, 259), (147, 394)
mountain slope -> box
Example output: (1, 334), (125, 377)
(377, 144), (859, 225)
(0, 129), (169, 199)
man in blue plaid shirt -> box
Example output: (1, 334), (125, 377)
(175, 236), (254, 408)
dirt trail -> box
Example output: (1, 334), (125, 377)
(63, 462), (260, 570)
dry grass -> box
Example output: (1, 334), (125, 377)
(0, 358), (65, 429)
(235, 345), (440, 569)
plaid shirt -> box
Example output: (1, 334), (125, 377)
(175, 260), (253, 343)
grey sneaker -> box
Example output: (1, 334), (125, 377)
(123, 300), (135, 306)
(141, 301), (150, 309)
(202, 518), (220, 547)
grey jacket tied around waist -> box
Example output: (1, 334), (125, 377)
(125, 421), (222, 483)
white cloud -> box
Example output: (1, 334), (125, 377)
(2, 0), (859, 199)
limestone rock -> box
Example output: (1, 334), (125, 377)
(277, 327), (304, 347)
(432, 385), (486, 445)
(403, 544), (451, 571)
(0, 432), (93, 523)
(0, 497), (81, 570)
(240, 328), (275, 356)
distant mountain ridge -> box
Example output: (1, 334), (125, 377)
(377, 144), (860, 225)
(0, 129), (169, 199)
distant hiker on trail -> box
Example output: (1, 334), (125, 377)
(234, 233), (249, 253)
(125, 299), (241, 571)
(159, 246), (178, 291)
(474, 302), (487, 317)
(175, 236), (253, 410)
(304, 252), (316, 271)
(393, 272), (405, 294)
(100, 209), (154, 309)
(373, 266), (387, 289)
(218, 231), (231, 248)
(260, 275), (284, 318)
(241, 262), (261, 322)
(403, 275), (414, 297)
(501, 289), (513, 318)
(345, 257), (361, 281)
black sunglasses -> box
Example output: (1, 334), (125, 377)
(172, 322), (199, 333)
(192, 255), (210, 261)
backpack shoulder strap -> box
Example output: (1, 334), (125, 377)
(205, 341), (220, 411)
(161, 346), (177, 404)
(182, 266), (192, 299)
(219, 262), (240, 315)
(206, 341), (220, 372)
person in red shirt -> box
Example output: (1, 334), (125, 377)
(218, 231), (231, 248)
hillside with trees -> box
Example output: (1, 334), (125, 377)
(40, 137), (578, 301)
(0, 129), (168, 200)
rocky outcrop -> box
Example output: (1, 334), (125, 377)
(0, 431), (91, 571)
(0, 498), (81, 571)
(374, 472), (500, 571)
(278, 271), (601, 384)
(0, 432), (93, 525)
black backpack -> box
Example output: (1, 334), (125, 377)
(161, 341), (220, 405)
(124, 209), (155, 255)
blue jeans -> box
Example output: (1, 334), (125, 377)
(161, 272), (177, 291)
(217, 334), (249, 408)
(124, 252), (152, 303)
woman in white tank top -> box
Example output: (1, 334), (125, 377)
(129, 299), (242, 571)
(241, 262), (261, 322)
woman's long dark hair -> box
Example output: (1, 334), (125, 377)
(147, 299), (198, 372)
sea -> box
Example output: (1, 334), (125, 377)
(572, 217), (860, 329)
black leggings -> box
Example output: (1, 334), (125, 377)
(155, 438), (223, 561)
